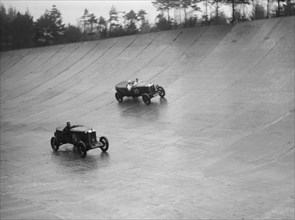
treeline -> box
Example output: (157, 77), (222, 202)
(0, 5), (83, 50)
(1, 0), (294, 51)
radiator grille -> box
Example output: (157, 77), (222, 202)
(149, 85), (156, 93)
(89, 132), (97, 143)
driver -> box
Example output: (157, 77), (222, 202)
(134, 78), (139, 85)
(63, 122), (72, 133)
(127, 80), (133, 91)
(127, 79), (141, 91)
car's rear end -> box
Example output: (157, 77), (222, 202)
(55, 126), (65, 143)
(115, 81), (130, 96)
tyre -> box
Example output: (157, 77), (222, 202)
(51, 137), (59, 152)
(100, 136), (109, 153)
(157, 86), (165, 98)
(115, 92), (123, 103)
(77, 141), (87, 158)
(142, 94), (151, 105)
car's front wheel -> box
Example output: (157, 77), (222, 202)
(115, 92), (123, 103)
(157, 86), (165, 98)
(100, 136), (109, 153)
(77, 141), (87, 158)
(51, 137), (59, 152)
(142, 94), (151, 105)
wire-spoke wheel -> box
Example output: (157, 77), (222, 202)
(115, 92), (123, 102)
(77, 141), (87, 158)
(142, 94), (151, 105)
(50, 137), (59, 152)
(100, 136), (109, 152)
(157, 86), (165, 98)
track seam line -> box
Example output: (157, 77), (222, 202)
(116, 38), (137, 57)
(2, 40), (119, 111)
(1, 48), (33, 74)
(132, 30), (184, 76)
(1, 42), (95, 104)
(2, 47), (56, 84)
(147, 26), (211, 82)
(18, 36), (159, 112)
(206, 33), (286, 103)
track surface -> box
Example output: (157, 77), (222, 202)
(1, 17), (294, 219)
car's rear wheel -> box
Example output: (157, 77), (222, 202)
(158, 86), (165, 98)
(77, 141), (87, 158)
(100, 136), (109, 153)
(51, 137), (59, 152)
(115, 92), (123, 103)
(142, 94), (151, 105)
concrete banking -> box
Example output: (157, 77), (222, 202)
(0, 17), (294, 219)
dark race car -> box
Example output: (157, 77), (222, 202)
(115, 80), (165, 105)
(50, 124), (109, 158)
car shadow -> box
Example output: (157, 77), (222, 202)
(51, 144), (110, 173)
(117, 97), (168, 121)
(117, 97), (142, 105)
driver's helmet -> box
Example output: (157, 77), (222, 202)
(66, 122), (71, 127)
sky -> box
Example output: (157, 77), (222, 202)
(0, 0), (159, 25)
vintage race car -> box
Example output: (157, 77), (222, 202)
(115, 80), (165, 105)
(50, 125), (109, 158)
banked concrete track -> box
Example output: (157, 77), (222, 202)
(0, 17), (294, 219)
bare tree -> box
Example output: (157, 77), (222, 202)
(224, 0), (250, 23)
(124, 10), (138, 34)
(267, 0), (270, 18)
(97, 16), (107, 38)
(152, 0), (173, 22)
(137, 9), (150, 32)
(88, 13), (97, 40)
(109, 5), (119, 34)
(251, 0), (266, 19)
(80, 9), (90, 35)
